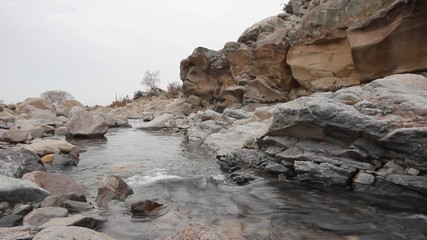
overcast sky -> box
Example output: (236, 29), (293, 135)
(0, 0), (285, 106)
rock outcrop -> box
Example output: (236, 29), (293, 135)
(214, 74), (427, 198)
(180, 0), (427, 115)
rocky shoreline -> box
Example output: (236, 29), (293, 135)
(1, 0), (427, 239)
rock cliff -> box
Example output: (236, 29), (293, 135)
(180, 0), (427, 114)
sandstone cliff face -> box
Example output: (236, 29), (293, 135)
(180, 0), (427, 114)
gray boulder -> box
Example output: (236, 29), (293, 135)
(0, 148), (46, 178)
(66, 106), (108, 138)
(0, 175), (50, 203)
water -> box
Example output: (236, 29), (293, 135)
(61, 126), (427, 240)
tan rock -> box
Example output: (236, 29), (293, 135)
(347, 0), (427, 81)
(17, 98), (54, 113)
(287, 34), (359, 91)
(22, 171), (89, 196)
(41, 154), (55, 165)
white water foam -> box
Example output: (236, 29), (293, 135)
(126, 169), (182, 185)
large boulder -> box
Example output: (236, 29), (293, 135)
(33, 226), (116, 240)
(0, 148), (46, 178)
(0, 175), (50, 203)
(22, 171), (90, 196)
(56, 99), (84, 117)
(66, 106), (108, 138)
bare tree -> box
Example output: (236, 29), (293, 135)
(40, 90), (73, 108)
(141, 71), (161, 90)
(166, 81), (182, 98)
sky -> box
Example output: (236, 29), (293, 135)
(0, 0), (286, 106)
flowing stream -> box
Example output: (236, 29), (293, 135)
(60, 124), (427, 240)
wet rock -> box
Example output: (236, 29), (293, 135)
(0, 175), (50, 203)
(405, 168), (420, 176)
(22, 171), (89, 196)
(264, 162), (291, 174)
(52, 152), (79, 167)
(23, 207), (69, 227)
(41, 194), (87, 208)
(66, 106), (108, 138)
(129, 200), (163, 216)
(294, 161), (356, 187)
(230, 171), (256, 185)
(96, 175), (134, 207)
(33, 226), (116, 240)
(41, 154), (55, 165)
(0, 214), (23, 227)
(165, 222), (243, 240)
(0, 148), (46, 178)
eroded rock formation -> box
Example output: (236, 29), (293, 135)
(180, 0), (427, 114)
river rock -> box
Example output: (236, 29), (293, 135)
(41, 154), (55, 165)
(0, 175), (50, 203)
(23, 207), (69, 227)
(38, 214), (105, 230)
(96, 175), (134, 207)
(22, 171), (89, 196)
(52, 152), (79, 167)
(24, 138), (76, 157)
(3, 129), (30, 143)
(129, 200), (163, 216)
(165, 222), (244, 240)
(0, 148), (46, 178)
(33, 226), (116, 240)
(56, 99), (84, 117)
(66, 106), (108, 138)
(62, 200), (94, 212)
(54, 126), (67, 136)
